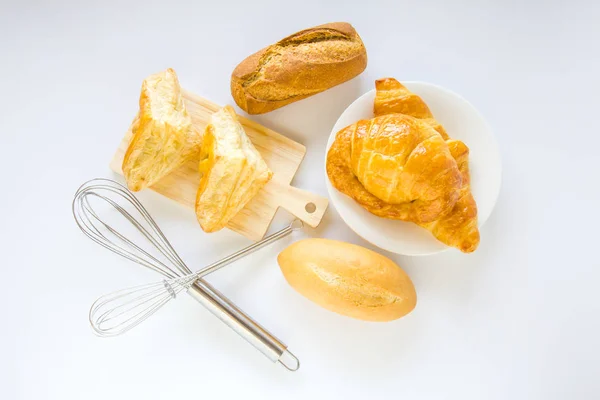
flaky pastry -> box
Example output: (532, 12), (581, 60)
(326, 113), (462, 224)
(122, 68), (201, 192)
(374, 78), (479, 252)
(195, 106), (272, 232)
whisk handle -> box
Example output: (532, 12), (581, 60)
(187, 280), (299, 370)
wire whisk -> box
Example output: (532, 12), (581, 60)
(87, 215), (302, 337)
(73, 178), (301, 370)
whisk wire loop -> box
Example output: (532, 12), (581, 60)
(73, 179), (192, 279)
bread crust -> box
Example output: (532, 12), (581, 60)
(231, 22), (367, 114)
(277, 238), (417, 322)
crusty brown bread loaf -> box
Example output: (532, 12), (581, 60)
(277, 238), (417, 322)
(231, 22), (367, 114)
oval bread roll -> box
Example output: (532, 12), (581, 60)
(231, 22), (367, 114)
(277, 238), (416, 321)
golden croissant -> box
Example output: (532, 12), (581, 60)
(195, 105), (272, 233)
(326, 113), (462, 224)
(122, 68), (201, 191)
(374, 78), (479, 252)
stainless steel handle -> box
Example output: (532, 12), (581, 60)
(187, 282), (299, 370)
(184, 219), (303, 371)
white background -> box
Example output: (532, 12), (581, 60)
(2, 1), (599, 399)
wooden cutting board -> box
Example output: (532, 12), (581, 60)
(110, 89), (328, 241)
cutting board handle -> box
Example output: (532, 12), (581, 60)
(272, 182), (328, 228)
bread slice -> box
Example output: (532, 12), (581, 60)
(122, 68), (201, 191)
(195, 106), (272, 232)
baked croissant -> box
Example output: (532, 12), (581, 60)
(374, 78), (479, 252)
(195, 105), (272, 232)
(122, 68), (201, 191)
(326, 113), (462, 224)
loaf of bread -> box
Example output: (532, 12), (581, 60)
(277, 238), (416, 322)
(231, 22), (367, 114)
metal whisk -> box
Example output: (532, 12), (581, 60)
(72, 178), (301, 371)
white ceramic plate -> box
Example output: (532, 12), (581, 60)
(325, 82), (502, 255)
